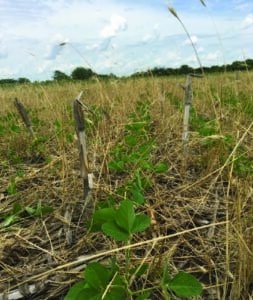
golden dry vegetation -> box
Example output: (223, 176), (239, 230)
(0, 73), (252, 299)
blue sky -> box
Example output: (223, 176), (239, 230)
(0, 0), (253, 80)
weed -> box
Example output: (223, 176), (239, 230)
(1, 201), (53, 228)
(190, 107), (217, 137)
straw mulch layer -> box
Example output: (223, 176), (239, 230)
(0, 78), (253, 299)
(1, 141), (252, 299)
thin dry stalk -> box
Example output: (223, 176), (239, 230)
(182, 74), (193, 149)
(159, 86), (165, 117)
(182, 74), (203, 151)
(6, 221), (227, 293)
(14, 98), (35, 139)
(73, 92), (93, 200)
(168, 7), (204, 75)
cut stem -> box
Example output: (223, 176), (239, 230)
(73, 92), (93, 200)
(182, 74), (203, 151)
(14, 98), (35, 139)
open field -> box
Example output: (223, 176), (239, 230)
(0, 73), (252, 299)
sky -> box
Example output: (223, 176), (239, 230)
(0, 0), (253, 81)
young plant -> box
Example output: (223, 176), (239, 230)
(93, 199), (150, 242)
(66, 198), (203, 299)
(65, 260), (127, 300)
(65, 200), (150, 300)
(160, 262), (203, 299)
(108, 100), (169, 205)
(1, 201), (53, 228)
(190, 107), (217, 137)
(66, 177), (201, 299)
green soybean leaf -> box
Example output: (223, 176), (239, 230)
(102, 221), (130, 241)
(93, 208), (116, 224)
(130, 188), (145, 204)
(167, 271), (203, 297)
(124, 135), (137, 146)
(2, 215), (18, 227)
(154, 162), (169, 173)
(103, 287), (126, 300)
(35, 203), (53, 216)
(108, 160), (124, 172)
(103, 275), (126, 300)
(132, 214), (150, 233)
(12, 202), (23, 214)
(7, 181), (17, 195)
(64, 280), (85, 300)
(25, 206), (36, 215)
(139, 160), (152, 170)
(76, 288), (100, 300)
(84, 262), (110, 290)
(115, 200), (135, 233)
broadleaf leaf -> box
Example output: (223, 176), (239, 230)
(115, 200), (135, 233)
(132, 214), (150, 233)
(102, 221), (130, 241)
(167, 271), (203, 297)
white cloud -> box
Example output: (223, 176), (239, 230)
(87, 38), (112, 52)
(205, 50), (222, 62)
(37, 61), (51, 74)
(0, 1), (253, 80)
(166, 51), (181, 61)
(241, 14), (253, 29)
(197, 46), (205, 53)
(142, 34), (154, 44)
(44, 44), (63, 60)
(186, 55), (198, 66)
(141, 24), (160, 44)
(101, 14), (127, 38)
(183, 35), (199, 45)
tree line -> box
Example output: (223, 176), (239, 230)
(0, 59), (253, 85)
(52, 67), (116, 81)
(131, 58), (253, 77)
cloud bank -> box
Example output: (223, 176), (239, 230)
(0, 0), (252, 80)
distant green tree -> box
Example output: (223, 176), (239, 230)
(97, 73), (117, 80)
(230, 61), (245, 71)
(18, 77), (30, 84)
(245, 59), (253, 70)
(209, 65), (221, 73)
(152, 67), (166, 76)
(53, 70), (70, 81)
(0, 78), (17, 85)
(71, 67), (94, 80)
(178, 64), (194, 74)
